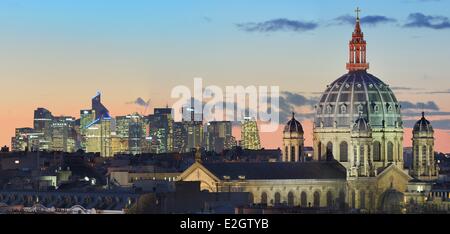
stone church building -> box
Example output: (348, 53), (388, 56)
(179, 9), (438, 213)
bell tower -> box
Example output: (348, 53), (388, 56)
(346, 7), (370, 71)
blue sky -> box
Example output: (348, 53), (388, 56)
(0, 0), (449, 149)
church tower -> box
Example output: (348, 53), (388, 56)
(411, 112), (438, 181)
(346, 7), (369, 72)
(350, 114), (375, 177)
(282, 113), (305, 162)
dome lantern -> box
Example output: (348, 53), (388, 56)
(346, 7), (370, 72)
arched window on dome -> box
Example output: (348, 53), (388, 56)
(340, 141), (348, 162)
(373, 141), (381, 161)
(387, 104), (393, 113)
(300, 192), (307, 207)
(387, 142), (394, 162)
(340, 104), (347, 114)
(374, 104), (379, 113)
(357, 104), (364, 113)
(327, 105), (333, 114)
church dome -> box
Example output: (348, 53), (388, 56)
(314, 70), (402, 130)
(284, 113), (304, 134)
(413, 112), (433, 133)
(314, 11), (402, 131)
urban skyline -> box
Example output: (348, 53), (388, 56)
(0, 0), (449, 152)
(0, 1), (449, 217)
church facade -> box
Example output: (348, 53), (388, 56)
(179, 9), (437, 213)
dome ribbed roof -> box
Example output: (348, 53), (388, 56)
(284, 113), (304, 133)
(413, 112), (433, 133)
(314, 70), (402, 129)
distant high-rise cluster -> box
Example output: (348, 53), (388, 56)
(11, 93), (249, 156)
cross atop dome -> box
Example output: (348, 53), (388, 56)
(355, 7), (361, 21)
(346, 7), (370, 72)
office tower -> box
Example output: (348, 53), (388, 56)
(50, 116), (76, 152)
(83, 92), (112, 157)
(111, 134), (129, 155)
(173, 122), (186, 153)
(148, 108), (174, 153)
(80, 109), (96, 151)
(241, 117), (261, 150)
(128, 114), (146, 155)
(33, 108), (53, 151)
(205, 121), (234, 153)
(115, 113), (146, 155)
(11, 128), (41, 152)
(92, 92), (109, 119)
(181, 107), (203, 152)
(85, 117), (112, 157)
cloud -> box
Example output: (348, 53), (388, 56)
(404, 119), (450, 130)
(421, 89), (450, 94)
(203, 16), (212, 23)
(127, 97), (150, 107)
(402, 111), (450, 117)
(278, 91), (318, 122)
(334, 15), (396, 26)
(399, 101), (440, 111)
(390, 86), (420, 91)
(236, 18), (318, 33)
(404, 13), (450, 29)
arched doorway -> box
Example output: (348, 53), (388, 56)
(326, 191), (333, 208)
(260, 192), (268, 205)
(300, 192), (307, 207)
(287, 192), (294, 206)
(274, 192), (281, 206)
(313, 191), (320, 207)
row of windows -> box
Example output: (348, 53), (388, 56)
(256, 191), (345, 208)
(318, 141), (397, 162)
(317, 103), (399, 115)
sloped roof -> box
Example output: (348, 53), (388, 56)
(201, 161), (347, 180)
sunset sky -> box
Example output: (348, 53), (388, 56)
(0, 0), (449, 152)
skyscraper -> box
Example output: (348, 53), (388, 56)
(205, 121), (234, 153)
(148, 108), (174, 153)
(50, 116), (76, 152)
(83, 92), (112, 157)
(33, 108), (53, 151)
(182, 107), (203, 152)
(241, 117), (261, 150)
(80, 109), (96, 151)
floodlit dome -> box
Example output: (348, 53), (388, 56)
(315, 70), (402, 130)
(413, 112), (433, 133)
(284, 113), (304, 134)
